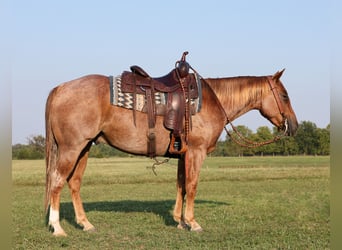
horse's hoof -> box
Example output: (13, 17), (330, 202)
(84, 227), (96, 233)
(52, 230), (67, 237)
(191, 227), (203, 232)
(49, 222), (67, 236)
(177, 224), (185, 230)
(177, 221), (188, 230)
(190, 222), (203, 232)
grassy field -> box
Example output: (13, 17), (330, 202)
(12, 156), (330, 249)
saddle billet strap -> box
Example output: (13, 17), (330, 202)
(145, 87), (156, 157)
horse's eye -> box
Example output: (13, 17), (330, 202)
(281, 94), (289, 101)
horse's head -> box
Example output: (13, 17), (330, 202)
(259, 69), (298, 136)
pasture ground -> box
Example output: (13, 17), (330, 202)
(12, 156), (329, 249)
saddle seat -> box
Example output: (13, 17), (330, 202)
(130, 65), (185, 92)
(121, 66), (198, 99)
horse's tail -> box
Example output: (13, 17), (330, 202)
(44, 87), (58, 213)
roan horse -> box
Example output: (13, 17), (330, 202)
(45, 66), (298, 236)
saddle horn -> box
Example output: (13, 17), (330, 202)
(181, 51), (189, 61)
(176, 51), (190, 78)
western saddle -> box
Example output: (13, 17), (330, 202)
(120, 51), (200, 157)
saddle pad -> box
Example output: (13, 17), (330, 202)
(109, 75), (200, 114)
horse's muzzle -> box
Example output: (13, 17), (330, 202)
(283, 116), (298, 136)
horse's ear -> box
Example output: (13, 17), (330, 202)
(272, 68), (285, 81)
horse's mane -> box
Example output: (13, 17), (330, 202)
(204, 76), (270, 116)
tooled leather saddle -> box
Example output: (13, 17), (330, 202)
(119, 51), (201, 157)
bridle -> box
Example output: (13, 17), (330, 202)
(222, 76), (288, 148)
(267, 76), (286, 122)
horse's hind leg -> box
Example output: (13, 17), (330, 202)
(67, 144), (95, 232)
(48, 145), (87, 236)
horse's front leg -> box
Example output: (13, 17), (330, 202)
(183, 148), (206, 232)
(173, 156), (187, 229)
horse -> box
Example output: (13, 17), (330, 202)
(45, 68), (298, 236)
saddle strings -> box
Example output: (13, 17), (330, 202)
(175, 62), (190, 144)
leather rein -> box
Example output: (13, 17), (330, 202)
(202, 76), (288, 148)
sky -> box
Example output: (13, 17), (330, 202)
(11, 0), (332, 144)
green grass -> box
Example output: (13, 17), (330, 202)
(12, 156), (330, 249)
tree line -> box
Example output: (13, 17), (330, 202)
(12, 121), (329, 160)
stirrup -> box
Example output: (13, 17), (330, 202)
(169, 134), (187, 155)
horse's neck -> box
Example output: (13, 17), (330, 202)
(204, 77), (266, 122)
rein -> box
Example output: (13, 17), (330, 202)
(202, 76), (288, 148)
(223, 121), (287, 148)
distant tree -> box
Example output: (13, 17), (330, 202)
(316, 124), (330, 155)
(89, 143), (131, 158)
(224, 125), (254, 156)
(274, 136), (299, 155)
(12, 144), (28, 159)
(294, 121), (322, 155)
(12, 135), (45, 159)
(27, 135), (45, 156)
(211, 140), (228, 156)
(253, 126), (274, 155)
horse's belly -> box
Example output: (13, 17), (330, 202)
(101, 112), (171, 156)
